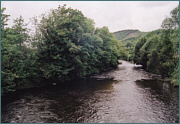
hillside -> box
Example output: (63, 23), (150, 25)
(113, 29), (147, 61)
(113, 29), (147, 42)
(113, 29), (162, 61)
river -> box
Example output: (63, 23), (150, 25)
(1, 61), (179, 123)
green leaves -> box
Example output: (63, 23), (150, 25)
(1, 7), (10, 29)
(134, 5), (179, 80)
(36, 6), (120, 82)
(1, 8), (41, 95)
(2, 5), (121, 95)
(161, 5), (179, 29)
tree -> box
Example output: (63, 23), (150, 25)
(1, 8), (39, 95)
(95, 27), (120, 67)
(159, 30), (173, 63)
(133, 5), (179, 79)
(12, 16), (29, 49)
(36, 5), (97, 82)
(161, 5), (179, 30)
(134, 37), (146, 64)
(1, 8), (16, 94)
(1, 5), (122, 94)
(1, 7), (10, 29)
(36, 5), (120, 83)
(147, 49), (160, 73)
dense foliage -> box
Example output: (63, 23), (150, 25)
(113, 30), (147, 61)
(113, 5), (179, 85)
(34, 5), (121, 83)
(1, 5), (121, 95)
(134, 5), (179, 85)
(1, 8), (40, 95)
(1, 5), (179, 95)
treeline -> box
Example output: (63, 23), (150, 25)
(134, 5), (179, 85)
(1, 5), (123, 95)
(113, 30), (147, 61)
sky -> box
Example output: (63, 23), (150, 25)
(1, 1), (179, 32)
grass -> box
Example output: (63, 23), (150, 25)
(171, 79), (179, 87)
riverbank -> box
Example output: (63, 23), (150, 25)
(3, 60), (178, 97)
(133, 62), (179, 88)
(7, 62), (121, 96)
(171, 79), (179, 87)
(2, 60), (179, 123)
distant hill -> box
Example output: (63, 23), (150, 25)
(113, 29), (147, 42)
(112, 29), (162, 61)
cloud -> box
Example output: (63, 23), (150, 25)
(1, 1), (179, 32)
(137, 1), (176, 8)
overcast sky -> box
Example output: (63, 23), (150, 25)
(1, 1), (179, 32)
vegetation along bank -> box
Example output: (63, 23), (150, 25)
(1, 5), (179, 95)
(1, 5), (123, 95)
(113, 5), (179, 86)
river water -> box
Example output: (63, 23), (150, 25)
(1, 61), (179, 123)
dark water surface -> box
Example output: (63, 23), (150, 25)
(1, 61), (179, 123)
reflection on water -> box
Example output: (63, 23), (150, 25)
(1, 61), (179, 123)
